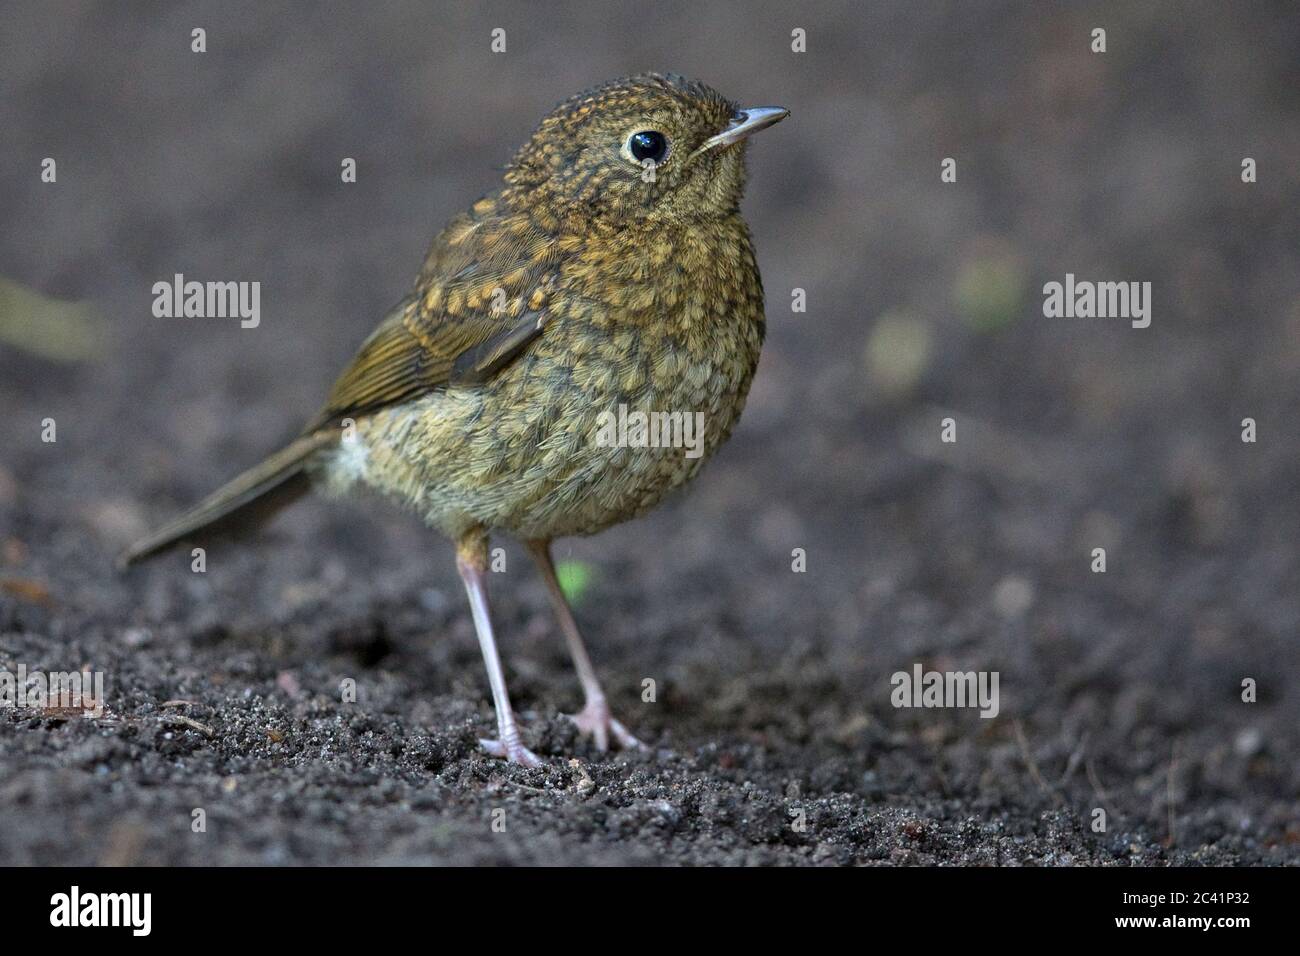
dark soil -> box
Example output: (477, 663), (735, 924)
(1, 1), (1297, 865)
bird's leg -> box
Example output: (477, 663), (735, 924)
(526, 539), (644, 752)
(455, 530), (542, 768)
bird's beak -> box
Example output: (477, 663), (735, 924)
(691, 106), (790, 159)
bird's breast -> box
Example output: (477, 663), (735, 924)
(331, 217), (766, 540)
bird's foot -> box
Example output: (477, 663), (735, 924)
(479, 735), (543, 768)
(565, 698), (644, 752)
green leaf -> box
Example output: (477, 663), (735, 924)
(555, 560), (595, 606)
(0, 278), (106, 363)
(953, 248), (1027, 334)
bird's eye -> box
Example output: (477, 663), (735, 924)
(626, 130), (669, 165)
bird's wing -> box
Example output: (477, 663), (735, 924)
(306, 206), (559, 432)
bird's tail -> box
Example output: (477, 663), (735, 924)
(117, 430), (337, 569)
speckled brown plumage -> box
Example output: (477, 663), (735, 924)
(313, 76), (768, 538)
(124, 74), (787, 765)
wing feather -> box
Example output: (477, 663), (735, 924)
(306, 204), (558, 431)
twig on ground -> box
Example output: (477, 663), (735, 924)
(163, 714), (215, 737)
(1014, 720), (1064, 807)
(1058, 730), (1089, 787)
(1164, 740), (1180, 848)
(1085, 758), (1113, 815)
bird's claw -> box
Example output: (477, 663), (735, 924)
(565, 699), (644, 752)
(479, 736), (544, 768)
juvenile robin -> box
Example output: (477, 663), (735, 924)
(121, 73), (788, 766)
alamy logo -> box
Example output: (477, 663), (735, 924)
(152, 273), (260, 328)
(1042, 273), (1151, 328)
(594, 404), (706, 459)
(50, 886), (151, 936)
(0, 665), (105, 717)
(891, 664), (1000, 718)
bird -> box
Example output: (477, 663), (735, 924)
(120, 73), (788, 767)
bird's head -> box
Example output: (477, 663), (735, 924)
(504, 73), (787, 224)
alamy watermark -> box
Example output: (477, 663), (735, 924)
(1042, 273), (1151, 328)
(891, 664), (1000, 718)
(594, 404), (705, 459)
(152, 273), (260, 328)
(0, 664), (105, 717)
(50, 886), (151, 936)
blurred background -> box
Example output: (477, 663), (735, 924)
(1, 1), (1297, 864)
